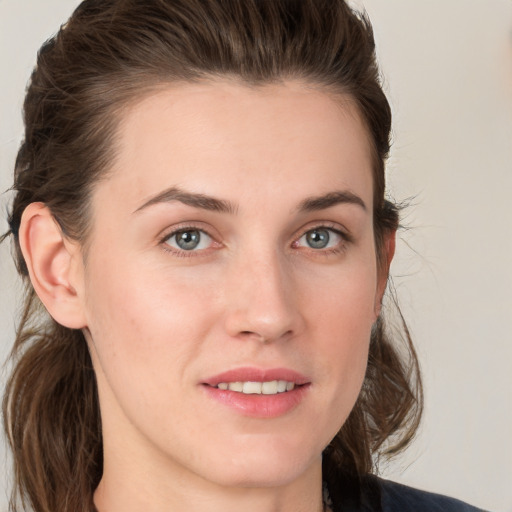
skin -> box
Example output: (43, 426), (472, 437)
(20, 79), (394, 512)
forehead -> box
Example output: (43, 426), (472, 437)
(96, 79), (374, 215)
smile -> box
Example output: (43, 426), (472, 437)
(214, 380), (296, 394)
(202, 367), (310, 417)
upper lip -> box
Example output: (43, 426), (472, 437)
(202, 367), (310, 386)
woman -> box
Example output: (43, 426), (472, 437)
(1, 1), (487, 511)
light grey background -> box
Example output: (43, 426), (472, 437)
(1, 1), (511, 511)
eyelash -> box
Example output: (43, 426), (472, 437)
(159, 223), (218, 258)
(159, 223), (351, 258)
(292, 223), (351, 256)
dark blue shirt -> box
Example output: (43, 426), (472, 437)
(328, 476), (489, 511)
(377, 478), (488, 512)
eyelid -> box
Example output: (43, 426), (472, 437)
(157, 221), (352, 257)
(292, 222), (352, 252)
(158, 222), (221, 256)
(293, 221), (351, 242)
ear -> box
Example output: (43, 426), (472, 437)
(374, 229), (396, 318)
(19, 202), (87, 329)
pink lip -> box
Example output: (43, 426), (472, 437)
(201, 367), (311, 419)
(202, 367), (310, 386)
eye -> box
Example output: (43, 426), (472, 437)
(296, 227), (343, 250)
(163, 229), (213, 252)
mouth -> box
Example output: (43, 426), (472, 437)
(201, 367), (310, 418)
(202, 366), (309, 390)
(213, 380), (297, 395)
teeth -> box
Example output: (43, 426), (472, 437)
(243, 381), (262, 394)
(261, 380), (278, 395)
(216, 380), (296, 394)
(228, 382), (243, 392)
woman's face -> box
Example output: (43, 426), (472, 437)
(79, 80), (389, 489)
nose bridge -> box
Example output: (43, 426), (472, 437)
(223, 243), (301, 342)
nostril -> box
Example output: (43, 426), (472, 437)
(240, 331), (268, 343)
(238, 330), (293, 344)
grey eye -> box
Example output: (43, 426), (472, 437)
(305, 229), (331, 249)
(297, 228), (343, 250)
(176, 230), (201, 250)
(166, 229), (211, 251)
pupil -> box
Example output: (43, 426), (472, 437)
(176, 230), (200, 250)
(307, 229), (329, 249)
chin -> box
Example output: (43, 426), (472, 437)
(196, 436), (323, 488)
(207, 462), (312, 489)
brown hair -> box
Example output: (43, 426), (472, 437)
(2, 1), (422, 511)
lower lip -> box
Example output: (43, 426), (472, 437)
(201, 385), (310, 418)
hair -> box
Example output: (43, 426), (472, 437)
(2, 1), (422, 511)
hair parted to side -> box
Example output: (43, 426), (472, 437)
(2, 1), (422, 511)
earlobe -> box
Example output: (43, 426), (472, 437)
(374, 229), (397, 318)
(19, 203), (87, 329)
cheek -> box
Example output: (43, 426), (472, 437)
(302, 259), (377, 414)
(82, 254), (219, 399)
(318, 289), (373, 390)
(305, 256), (377, 343)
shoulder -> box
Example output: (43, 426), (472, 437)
(370, 477), (489, 512)
(326, 474), (489, 512)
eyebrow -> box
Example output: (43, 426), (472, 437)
(133, 186), (237, 215)
(297, 190), (367, 212)
(133, 186), (366, 215)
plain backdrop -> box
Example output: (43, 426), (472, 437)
(1, 1), (511, 511)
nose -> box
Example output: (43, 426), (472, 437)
(222, 250), (304, 344)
